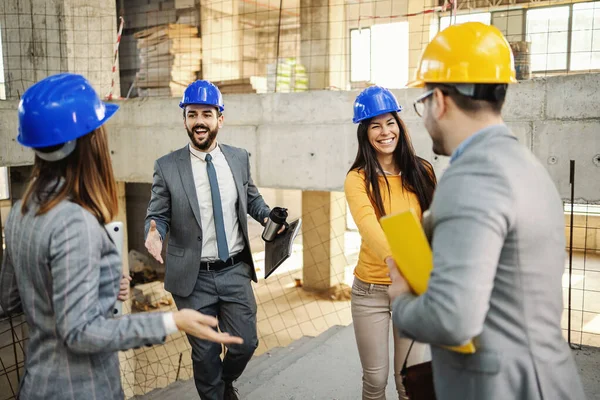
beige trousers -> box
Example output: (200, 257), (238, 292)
(351, 277), (430, 400)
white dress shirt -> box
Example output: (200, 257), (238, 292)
(189, 143), (245, 261)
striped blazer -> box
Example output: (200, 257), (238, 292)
(0, 197), (167, 399)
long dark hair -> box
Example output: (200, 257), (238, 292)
(21, 125), (119, 224)
(348, 112), (437, 218)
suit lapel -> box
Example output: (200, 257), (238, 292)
(176, 146), (203, 229)
(219, 144), (245, 208)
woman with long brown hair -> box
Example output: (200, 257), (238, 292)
(345, 86), (437, 399)
(0, 73), (242, 400)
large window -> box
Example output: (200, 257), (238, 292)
(570, 1), (600, 71)
(350, 22), (409, 88)
(527, 2), (600, 73)
(350, 28), (371, 83)
(370, 22), (409, 88)
(439, 12), (492, 32)
(526, 6), (570, 72)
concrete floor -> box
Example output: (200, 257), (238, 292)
(136, 323), (600, 400)
(120, 248), (600, 397)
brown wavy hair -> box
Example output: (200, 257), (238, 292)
(21, 125), (118, 224)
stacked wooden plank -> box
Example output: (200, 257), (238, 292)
(135, 24), (202, 97)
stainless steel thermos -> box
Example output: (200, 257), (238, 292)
(262, 207), (288, 242)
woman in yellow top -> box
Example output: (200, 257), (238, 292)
(345, 86), (437, 400)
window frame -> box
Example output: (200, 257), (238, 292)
(568, 1), (600, 72)
(526, 4), (573, 74)
(349, 27), (372, 83)
(526, 2), (600, 75)
(438, 11), (492, 33)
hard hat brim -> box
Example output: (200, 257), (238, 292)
(179, 101), (225, 112)
(102, 102), (120, 124)
(352, 105), (403, 124)
(17, 102), (120, 149)
(407, 77), (517, 88)
(406, 79), (426, 88)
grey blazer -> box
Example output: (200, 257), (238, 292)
(144, 144), (270, 301)
(392, 125), (585, 400)
(0, 198), (168, 400)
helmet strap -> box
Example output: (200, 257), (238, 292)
(34, 140), (77, 162)
(453, 84), (507, 102)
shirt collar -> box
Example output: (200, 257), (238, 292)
(189, 142), (221, 161)
(450, 124), (506, 164)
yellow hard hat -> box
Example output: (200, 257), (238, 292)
(408, 22), (517, 88)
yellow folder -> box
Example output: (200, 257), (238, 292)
(380, 209), (476, 354)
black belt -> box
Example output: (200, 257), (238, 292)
(199, 253), (243, 272)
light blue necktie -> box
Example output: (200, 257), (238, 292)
(205, 153), (229, 261)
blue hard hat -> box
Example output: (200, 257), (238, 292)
(352, 86), (402, 124)
(179, 80), (224, 111)
(17, 73), (119, 148)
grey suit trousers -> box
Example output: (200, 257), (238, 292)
(172, 261), (258, 400)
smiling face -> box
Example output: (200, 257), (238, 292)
(183, 104), (224, 151)
(366, 113), (399, 157)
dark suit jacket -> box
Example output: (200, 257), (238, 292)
(145, 143), (270, 299)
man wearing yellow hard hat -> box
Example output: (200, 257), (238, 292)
(386, 22), (585, 399)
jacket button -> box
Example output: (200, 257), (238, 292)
(197, 236), (201, 241)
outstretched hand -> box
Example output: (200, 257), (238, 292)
(173, 309), (244, 345)
(145, 220), (164, 264)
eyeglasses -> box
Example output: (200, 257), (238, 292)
(413, 89), (435, 118)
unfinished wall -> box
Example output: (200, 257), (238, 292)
(0, 0), (119, 100)
(0, 73), (599, 202)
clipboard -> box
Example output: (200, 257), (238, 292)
(380, 209), (476, 354)
(264, 218), (302, 279)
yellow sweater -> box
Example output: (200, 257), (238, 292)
(344, 170), (423, 285)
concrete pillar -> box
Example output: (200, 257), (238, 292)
(200, 0), (242, 81)
(300, 0), (347, 90)
(407, 0), (435, 81)
(301, 191), (347, 291)
(0, 0), (119, 100)
(327, 1), (345, 90)
(300, 0), (326, 90)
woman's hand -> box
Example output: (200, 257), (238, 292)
(117, 274), (132, 301)
(173, 309), (244, 345)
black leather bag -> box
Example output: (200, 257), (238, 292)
(400, 341), (437, 400)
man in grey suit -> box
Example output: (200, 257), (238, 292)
(387, 23), (585, 399)
(144, 80), (275, 400)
